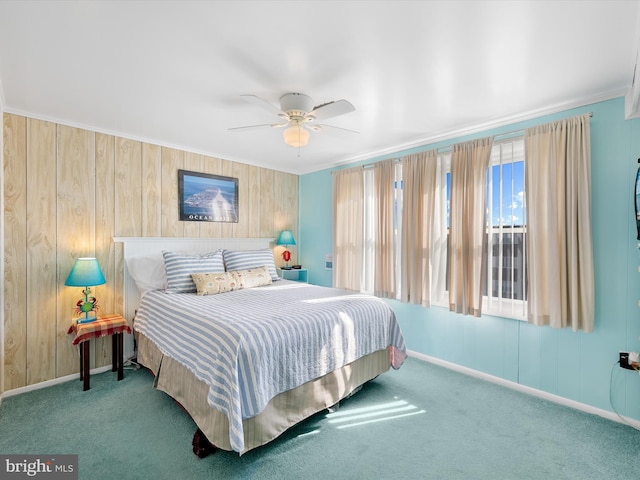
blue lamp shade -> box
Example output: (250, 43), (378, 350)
(65, 258), (106, 324)
(276, 230), (296, 246)
(65, 258), (106, 287)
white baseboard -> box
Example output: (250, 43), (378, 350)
(407, 350), (640, 430)
(3, 349), (639, 431)
(1, 365), (113, 399)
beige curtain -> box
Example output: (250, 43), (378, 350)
(401, 150), (438, 306)
(373, 159), (397, 298)
(448, 137), (494, 316)
(431, 154), (449, 303)
(525, 113), (594, 332)
(332, 166), (364, 291)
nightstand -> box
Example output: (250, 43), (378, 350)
(67, 313), (132, 391)
(277, 268), (308, 283)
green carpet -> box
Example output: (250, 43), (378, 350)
(1, 357), (640, 479)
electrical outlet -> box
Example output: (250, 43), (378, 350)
(620, 351), (635, 370)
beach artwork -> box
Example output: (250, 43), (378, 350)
(178, 170), (239, 223)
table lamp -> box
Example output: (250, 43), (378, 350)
(65, 257), (106, 324)
(276, 230), (296, 269)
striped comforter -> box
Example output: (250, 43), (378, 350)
(133, 280), (406, 453)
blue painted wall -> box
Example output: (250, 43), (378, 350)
(300, 97), (640, 419)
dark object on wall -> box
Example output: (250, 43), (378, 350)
(179, 170), (239, 223)
(635, 159), (640, 240)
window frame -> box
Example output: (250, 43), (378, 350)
(358, 138), (527, 321)
(483, 137), (527, 320)
(362, 162), (403, 297)
(431, 138), (527, 320)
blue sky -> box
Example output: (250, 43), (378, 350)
(490, 161), (525, 227)
(444, 160), (525, 228)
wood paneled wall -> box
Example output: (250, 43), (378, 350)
(2, 113), (299, 391)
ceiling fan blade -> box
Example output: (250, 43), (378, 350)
(240, 94), (285, 117)
(229, 123), (288, 132)
(308, 124), (359, 135)
(307, 99), (355, 121)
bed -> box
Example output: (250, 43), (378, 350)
(114, 237), (406, 456)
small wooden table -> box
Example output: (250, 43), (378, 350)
(67, 313), (132, 391)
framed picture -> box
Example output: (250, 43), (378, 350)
(178, 169), (239, 223)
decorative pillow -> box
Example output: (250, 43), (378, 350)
(163, 250), (225, 293)
(192, 266), (272, 296)
(232, 265), (273, 289)
(223, 249), (279, 281)
(191, 271), (239, 296)
(125, 253), (167, 297)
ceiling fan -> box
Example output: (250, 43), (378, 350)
(229, 93), (357, 147)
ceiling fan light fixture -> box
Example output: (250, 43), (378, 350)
(233, 92), (356, 149)
(283, 126), (309, 147)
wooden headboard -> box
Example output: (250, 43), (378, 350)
(113, 236), (275, 329)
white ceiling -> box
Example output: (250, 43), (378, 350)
(0, 1), (638, 175)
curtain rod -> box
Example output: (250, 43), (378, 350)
(493, 111), (592, 140)
(435, 111), (593, 154)
(352, 111), (594, 168)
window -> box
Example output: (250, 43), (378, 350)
(485, 139), (526, 318)
(442, 138), (526, 319)
(352, 138), (526, 320)
(362, 162), (403, 297)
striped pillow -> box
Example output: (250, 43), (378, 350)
(162, 250), (225, 293)
(223, 249), (279, 281)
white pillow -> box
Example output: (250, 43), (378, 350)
(223, 249), (279, 281)
(125, 253), (167, 297)
(163, 250), (225, 293)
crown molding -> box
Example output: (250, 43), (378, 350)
(1, 106), (272, 173)
(331, 89), (625, 171)
(3, 88), (628, 177)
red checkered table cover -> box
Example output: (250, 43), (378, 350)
(67, 313), (132, 346)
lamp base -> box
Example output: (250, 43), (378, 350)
(77, 315), (97, 324)
(74, 287), (99, 324)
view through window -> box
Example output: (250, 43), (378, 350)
(444, 138), (526, 318)
(360, 138), (526, 319)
